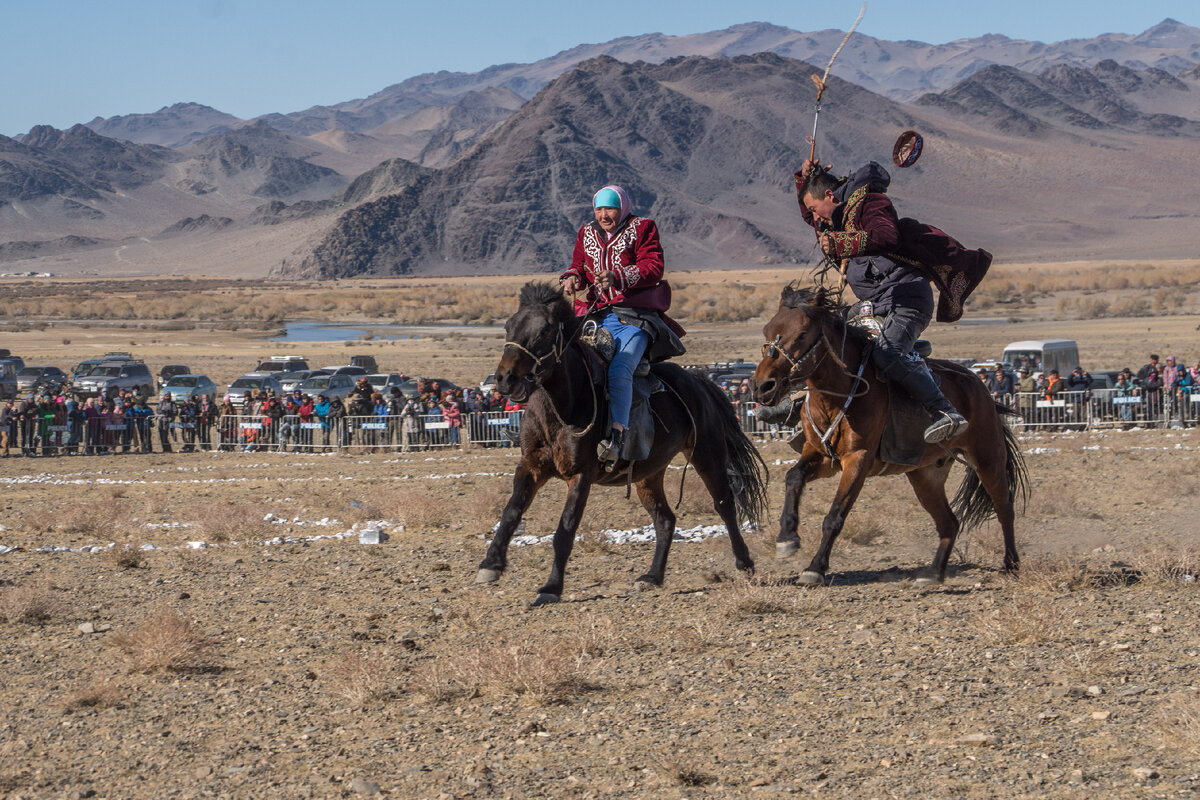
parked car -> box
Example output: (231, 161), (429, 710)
(1001, 340), (1081, 377)
(278, 370), (319, 394)
(17, 365), (70, 396)
(71, 359), (103, 381)
(0, 349), (26, 374)
(295, 373), (357, 404)
(399, 377), (460, 399)
(254, 355), (310, 374)
(349, 355), (379, 374)
(319, 365), (368, 377)
(157, 364), (191, 391)
(0, 361), (16, 400)
(161, 374), (219, 402)
(223, 373), (285, 408)
(72, 351), (133, 382)
(73, 357), (155, 400)
(480, 373), (497, 394)
(366, 373), (406, 394)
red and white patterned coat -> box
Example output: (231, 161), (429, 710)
(560, 217), (668, 314)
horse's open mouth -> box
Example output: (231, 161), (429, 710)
(507, 379), (531, 403)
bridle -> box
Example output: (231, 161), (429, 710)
(503, 320), (598, 437)
(762, 330), (830, 384)
(504, 323), (566, 383)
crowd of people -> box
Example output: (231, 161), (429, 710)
(0, 376), (527, 457)
(5, 350), (1199, 459)
(973, 353), (1200, 427)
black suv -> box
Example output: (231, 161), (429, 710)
(17, 365), (70, 396)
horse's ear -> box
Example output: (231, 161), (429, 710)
(813, 287), (827, 307)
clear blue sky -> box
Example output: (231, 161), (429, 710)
(2, 0), (1196, 136)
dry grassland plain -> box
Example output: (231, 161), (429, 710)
(2, 262), (1199, 799)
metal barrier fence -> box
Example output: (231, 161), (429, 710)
(999, 389), (1197, 430)
(10, 392), (1200, 456)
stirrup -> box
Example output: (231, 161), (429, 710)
(924, 410), (968, 444)
(597, 428), (624, 470)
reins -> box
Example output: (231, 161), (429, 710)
(504, 317), (599, 438)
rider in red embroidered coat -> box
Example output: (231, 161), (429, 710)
(559, 185), (684, 468)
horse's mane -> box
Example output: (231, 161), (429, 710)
(518, 281), (566, 309)
(516, 281), (581, 335)
(780, 282), (870, 349)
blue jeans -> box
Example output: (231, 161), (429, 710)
(600, 310), (650, 429)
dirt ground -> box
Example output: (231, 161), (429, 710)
(1, 427), (1198, 799)
(2, 270), (1200, 798)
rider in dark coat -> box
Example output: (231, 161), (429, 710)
(795, 160), (991, 443)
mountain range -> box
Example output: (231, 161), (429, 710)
(2, 19), (1199, 279)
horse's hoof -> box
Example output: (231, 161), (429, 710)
(798, 570), (825, 586)
(531, 593), (560, 607)
(776, 541), (800, 560)
(634, 575), (662, 590)
(475, 569), (502, 584)
(914, 575), (944, 587)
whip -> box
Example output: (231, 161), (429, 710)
(808, 2), (867, 163)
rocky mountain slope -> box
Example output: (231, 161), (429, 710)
(918, 60), (1200, 137)
(274, 52), (1200, 279)
(3, 22), (1199, 278)
(73, 20), (1200, 155)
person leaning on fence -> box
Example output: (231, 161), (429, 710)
(1176, 366), (1197, 423)
(1043, 369), (1065, 427)
(196, 394), (215, 451)
(1114, 370), (1136, 422)
(386, 388), (404, 451)
(217, 398), (237, 451)
(0, 398), (15, 457)
(82, 397), (100, 455)
(400, 397), (421, 452)
(992, 365), (1014, 404)
(1163, 356), (1181, 423)
(132, 398), (154, 453)
(1139, 362), (1164, 426)
(443, 394), (462, 447)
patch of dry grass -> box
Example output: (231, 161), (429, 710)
(1, 582), (70, 625)
(411, 616), (616, 704)
(1128, 547), (1200, 587)
(52, 498), (138, 539)
(186, 502), (276, 543)
(1156, 693), (1200, 759)
(576, 527), (618, 555)
(325, 649), (403, 706)
(103, 543), (146, 570)
(651, 752), (717, 787)
(978, 593), (1069, 644)
(709, 575), (797, 619)
(844, 513), (887, 546)
(109, 605), (216, 673)
(63, 680), (126, 711)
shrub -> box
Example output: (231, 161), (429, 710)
(109, 605), (215, 673)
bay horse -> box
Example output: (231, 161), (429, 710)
(752, 285), (1028, 585)
(478, 282), (769, 606)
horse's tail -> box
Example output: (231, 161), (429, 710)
(951, 403), (1029, 530)
(692, 375), (771, 525)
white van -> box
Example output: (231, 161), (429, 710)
(1001, 340), (1080, 376)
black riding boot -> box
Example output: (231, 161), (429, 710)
(880, 357), (968, 444)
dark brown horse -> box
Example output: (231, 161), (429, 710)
(478, 282), (769, 605)
(752, 285), (1028, 585)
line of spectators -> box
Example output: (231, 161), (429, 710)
(1, 377), (529, 457)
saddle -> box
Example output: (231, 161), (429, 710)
(787, 303), (936, 465)
(850, 302), (937, 466)
(578, 325), (664, 464)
